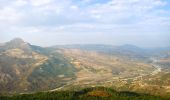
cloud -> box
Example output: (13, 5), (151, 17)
(0, 0), (169, 47)
(29, 0), (53, 6)
(14, 0), (28, 6)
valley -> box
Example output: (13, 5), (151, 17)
(0, 38), (169, 98)
(50, 48), (170, 97)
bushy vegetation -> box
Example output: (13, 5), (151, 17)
(0, 87), (169, 100)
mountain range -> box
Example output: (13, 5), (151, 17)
(0, 38), (169, 98)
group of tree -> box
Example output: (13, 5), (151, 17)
(0, 87), (169, 100)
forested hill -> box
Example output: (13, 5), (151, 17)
(0, 87), (169, 100)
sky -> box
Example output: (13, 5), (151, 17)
(0, 0), (170, 47)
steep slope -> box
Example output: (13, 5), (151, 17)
(0, 38), (76, 93)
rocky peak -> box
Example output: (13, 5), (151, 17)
(9, 38), (25, 44)
(4, 38), (32, 52)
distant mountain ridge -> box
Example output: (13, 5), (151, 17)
(1, 38), (170, 53)
(53, 44), (170, 58)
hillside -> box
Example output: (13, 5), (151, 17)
(0, 38), (76, 93)
(0, 38), (169, 98)
(0, 87), (169, 100)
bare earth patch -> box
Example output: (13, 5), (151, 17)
(87, 90), (111, 97)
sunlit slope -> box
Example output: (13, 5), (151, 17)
(0, 39), (169, 97)
(0, 38), (76, 93)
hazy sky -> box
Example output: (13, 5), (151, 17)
(0, 0), (170, 47)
